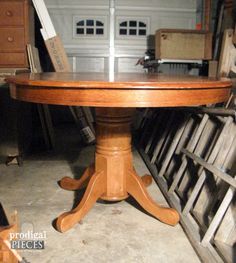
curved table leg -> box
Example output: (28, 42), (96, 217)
(55, 108), (179, 233)
(141, 174), (153, 187)
(59, 164), (94, 191)
(56, 171), (105, 233)
(127, 170), (179, 226)
(133, 167), (153, 187)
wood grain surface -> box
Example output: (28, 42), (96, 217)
(6, 73), (232, 108)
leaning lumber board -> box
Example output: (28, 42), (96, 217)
(43, 36), (71, 72)
(32, 0), (71, 72)
(31, 0), (95, 143)
(218, 29), (236, 77)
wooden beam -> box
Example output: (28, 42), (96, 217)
(218, 29), (236, 77)
(204, 0), (211, 31)
(32, 0), (71, 72)
(32, 0), (56, 40)
(182, 149), (236, 188)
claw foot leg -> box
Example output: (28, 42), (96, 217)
(56, 171), (105, 233)
(127, 170), (179, 226)
(59, 164), (94, 191)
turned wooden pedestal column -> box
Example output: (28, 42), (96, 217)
(56, 108), (179, 232)
(96, 108), (133, 201)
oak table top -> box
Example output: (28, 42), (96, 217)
(6, 73), (232, 233)
(7, 72), (232, 107)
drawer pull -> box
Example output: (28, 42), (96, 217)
(7, 37), (14, 42)
(5, 10), (13, 17)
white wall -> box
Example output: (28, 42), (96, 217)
(45, 0), (197, 73)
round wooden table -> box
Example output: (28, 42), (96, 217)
(6, 73), (232, 233)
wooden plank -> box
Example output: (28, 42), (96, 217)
(169, 114), (209, 193)
(175, 106), (236, 117)
(138, 148), (224, 263)
(175, 115), (199, 154)
(151, 111), (175, 164)
(32, 0), (56, 40)
(182, 172), (206, 216)
(164, 115), (196, 180)
(233, 25), (236, 44)
(182, 149), (236, 188)
(137, 105), (236, 263)
(218, 29), (235, 77)
(144, 111), (165, 154)
(214, 203), (236, 247)
(205, 129), (236, 213)
(139, 109), (154, 147)
(158, 115), (189, 178)
(44, 36), (71, 72)
(32, 0), (71, 72)
(27, 44), (55, 150)
(204, 29), (212, 59)
(204, 0), (211, 31)
(182, 117), (233, 215)
(31, 46), (42, 73)
(178, 118), (223, 203)
(138, 108), (150, 130)
(213, 2), (224, 60)
(155, 113), (178, 166)
(177, 118), (218, 196)
(26, 44), (34, 72)
(193, 121), (236, 223)
(201, 181), (235, 247)
(208, 60), (218, 78)
(42, 104), (55, 148)
(37, 104), (51, 149)
(214, 240), (235, 263)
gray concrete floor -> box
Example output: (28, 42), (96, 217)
(0, 126), (200, 263)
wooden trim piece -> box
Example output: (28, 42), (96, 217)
(182, 149), (236, 188)
(182, 116), (233, 215)
(174, 106), (236, 117)
(218, 29), (236, 77)
(32, 0), (56, 40)
(168, 114), (209, 193)
(138, 148), (224, 263)
(201, 183), (235, 246)
(204, 0), (211, 31)
(204, 32), (212, 59)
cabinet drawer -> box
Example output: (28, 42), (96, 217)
(0, 52), (27, 67)
(0, 1), (24, 26)
(0, 28), (25, 51)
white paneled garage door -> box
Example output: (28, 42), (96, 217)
(45, 0), (197, 73)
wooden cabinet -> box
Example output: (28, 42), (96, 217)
(0, 0), (34, 68)
(155, 29), (212, 60)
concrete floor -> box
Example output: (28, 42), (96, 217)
(0, 126), (200, 263)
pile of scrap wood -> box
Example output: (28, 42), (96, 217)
(31, 0), (95, 145)
(0, 204), (24, 263)
(209, 0), (236, 78)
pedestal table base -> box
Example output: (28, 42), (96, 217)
(56, 108), (179, 233)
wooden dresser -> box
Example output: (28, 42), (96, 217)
(0, 0), (34, 68)
(0, 0), (34, 164)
